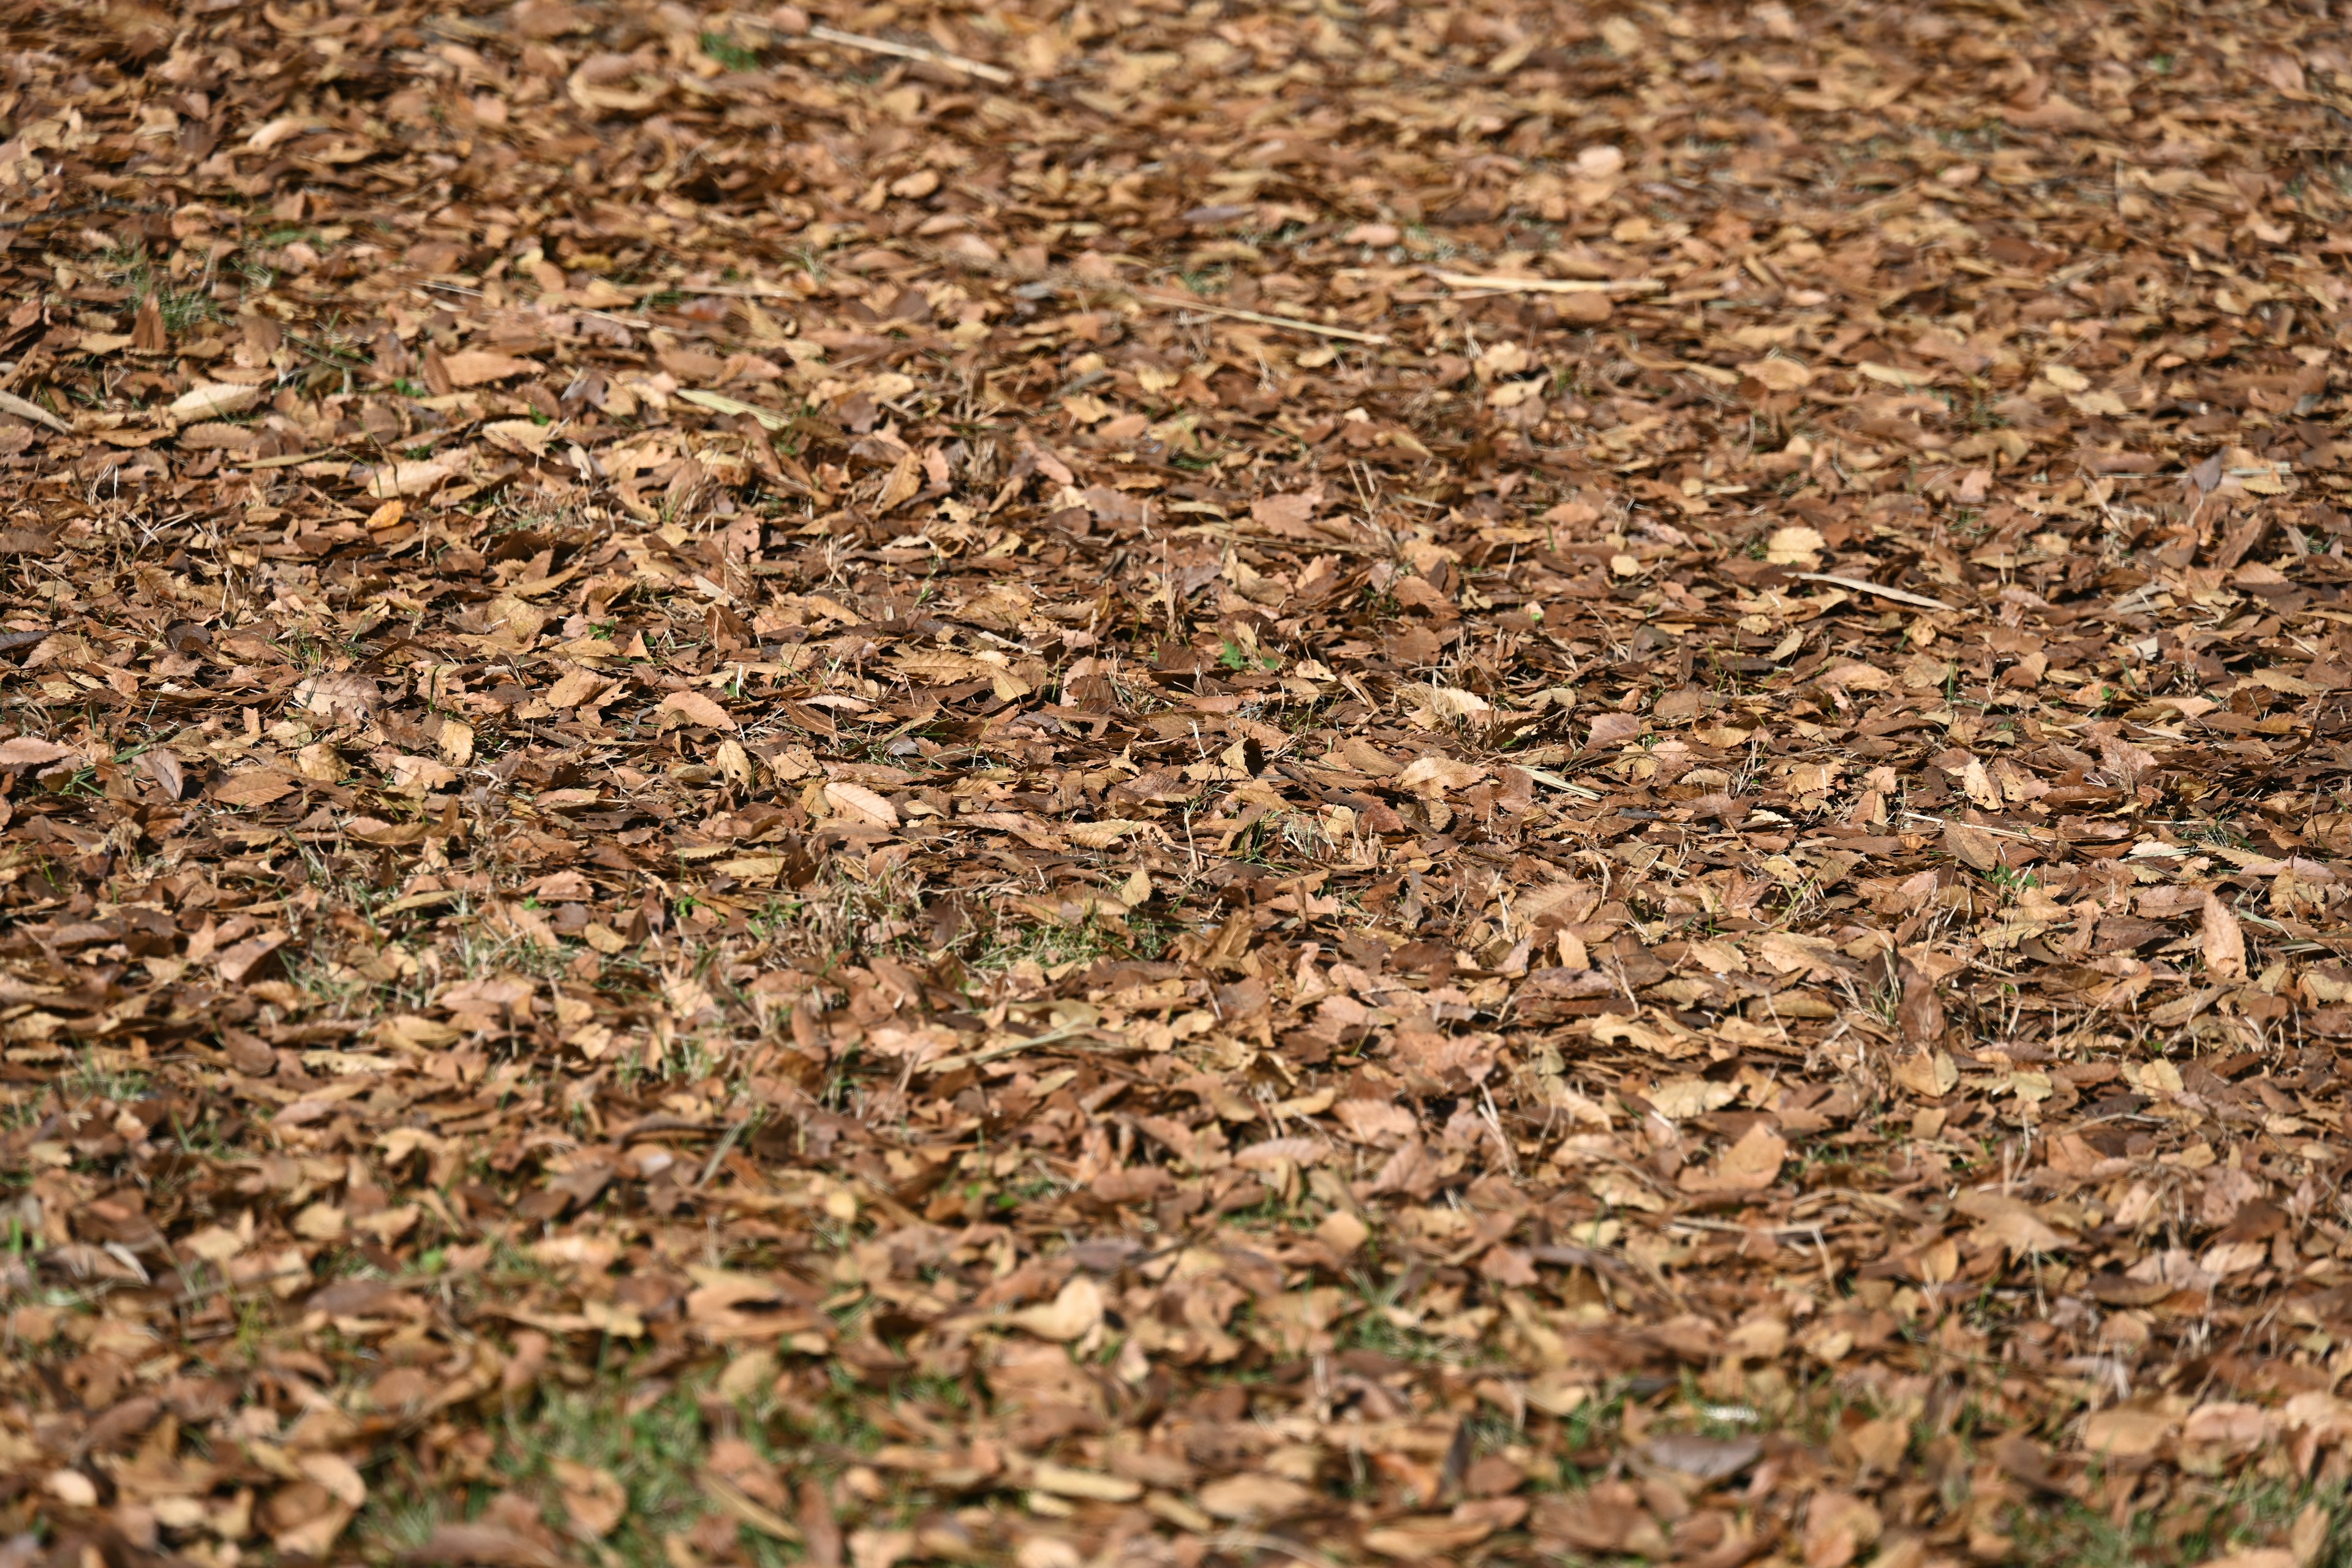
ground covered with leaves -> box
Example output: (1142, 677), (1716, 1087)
(2, 0), (2352, 1564)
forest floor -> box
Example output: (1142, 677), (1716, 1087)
(2, 1), (2351, 1566)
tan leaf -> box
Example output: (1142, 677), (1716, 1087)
(367, 454), (466, 498)
(213, 769), (298, 808)
(292, 1202), (347, 1240)
(1678, 1122), (1786, 1194)
(2082, 1406), (2175, 1457)
(140, 748), (185, 799)
(1029, 1463), (1141, 1503)
(1365, 1518), (1498, 1558)
(1801, 1491), (1882, 1568)
(170, 382), (262, 420)
(292, 672), (383, 722)
(1395, 755), (1487, 796)
(1316, 1209), (1369, 1256)
(822, 781), (900, 828)
(1067, 819), (1152, 848)
(552, 1458), (627, 1539)
(660, 690), (737, 730)
(1195, 1474), (1314, 1520)
(1966, 1204), (2069, 1258)
(2201, 891), (2246, 980)
(176, 420), (258, 451)
(1819, 660), (1893, 691)
(875, 449), (922, 511)
(1942, 820), (2001, 871)
(482, 417), (559, 457)
(1898, 965), (1946, 1044)
(440, 350), (539, 386)
(298, 1452), (368, 1509)
(406, 1524), (560, 1567)
(1647, 1076), (1740, 1120)
(0, 737), (75, 769)
(546, 669), (611, 708)
(1892, 1050), (1958, 1099)
(1006, 1276), (1102, 1341)
(1738, 358), (1812, 391)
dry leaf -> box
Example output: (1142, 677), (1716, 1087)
(822, 781), (900, 828)
(1007, 1276), (1102, 1341)
(1678, 1123), (1787, 1194)
(552, 1459), (627, 1538)
(2201, 892), (2247, 980)
(1892, 1051), (1958, 1099)
(0, 6), (2341, 1553)
(1196, 1474), (1314, 1520)
(440, 351), (540, 386)
(660, 690), (737, 730)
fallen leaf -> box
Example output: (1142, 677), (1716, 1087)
(1196, 1474), (1314, 1520)
(1007, 1276), (1102, 1341)
(1678, 1123), (1786, 1194)
(1643, 1434), (1762, 1482)
(660, 690), (737, 730)
(2201, 892), (2246, 980)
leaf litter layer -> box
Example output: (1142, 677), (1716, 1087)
(0, 0), (2350, 1566)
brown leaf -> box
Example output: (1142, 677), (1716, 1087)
(1642, 1434), (1762, 1482)
(875, 449), (922, 511)
(212, 769), (298, 807)
(0, 737), (74, 770)
(553, 1459), (627, 1539)
(799, 1479), (843, 1568)
(137, 748), (184, 800)
(822, 780), (900, 829)
(403, 1525), (560, 1567)
(439, 351), (540, 386)
(660, 690), (737, 730)
(217, 932), (290, 986)
(1678, 1123), (1787, 1194)
(1942, 820), (2001, 871)
(1891, 1050), (1958, 1099)
(2201, 892), (2247, 981)
(1897, 964), (1945, 1044)
(1196, 1474), (1314, 1520)
(1006, 1276), (1101, 1341)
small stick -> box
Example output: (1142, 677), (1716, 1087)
(797, 23), (1014, 85)
(1431, 270), (1664, 296)
(1795, 572), (1953, 611)
(696, 1115), (754, 1187)
(903, 240), (1392, 344)
(0, 390), (69, 434)
(1131, 291), (1390, 344)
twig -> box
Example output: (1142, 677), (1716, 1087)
(1129, 291), (1391, 344)
(1795, 573), (1953, 611)
(1207, 1532), (1343, 1568)
(1899, 811), (2052, 844)
(699, 1473), (802, 1542)
(651, 281), (802, 301)
(679, 388), (792, 430)
(1520, 766), (1604, 799)
(904, 239), (1389, 343)
(1431, 270), (1664, 296)
(919, 1022), (1124, 1076)
(695, 1115), (754, 1188)
(795, 23), (1014, 85)
(0, 198), (171, 230)
(0, 391), (69, 434)
(417, 277), (648, 330)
